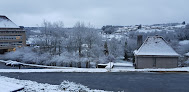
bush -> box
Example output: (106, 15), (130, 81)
(59, 81), (89, 91)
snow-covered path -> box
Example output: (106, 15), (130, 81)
(0, 67), (189, 73)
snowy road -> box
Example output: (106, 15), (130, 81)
(0, 72), (189, 92)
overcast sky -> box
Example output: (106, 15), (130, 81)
(0, 0), (189, 28)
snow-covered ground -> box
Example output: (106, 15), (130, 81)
(100, 61), (133, 69)
(137, 29), (162, 33)
(0, 67), (189, 73)
(0, 79), (24, 92)
(114, 62), (133, 67)
(0, 76), (107, 92)
(101, 33), (123, 40)
(0, 60), (72, 69)
(1, 60), (189, 72)
(0, 59), (133, 69)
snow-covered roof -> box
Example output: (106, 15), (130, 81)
(179, 40), (189, 45)
(137, 29), (162, 33)
(185, 52), (189, 56)
(174, 24), (186, 28)
(134, 36), (179, 56)
(0, 15), (19, 28)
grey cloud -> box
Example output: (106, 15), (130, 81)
(0, 0), (189, 28)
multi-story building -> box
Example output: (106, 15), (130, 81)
(0, 15), (26, 54)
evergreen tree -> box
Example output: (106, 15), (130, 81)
(182, 21), (186, 25)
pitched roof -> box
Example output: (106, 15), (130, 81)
(134, 36), (179, 56)
(0, 15), (19, 28)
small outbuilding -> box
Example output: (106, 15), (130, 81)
(134, 36), (179, 69)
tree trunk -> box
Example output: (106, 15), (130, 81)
(69, 62), (72, 67)
(86, 61), (89, 68)
(58, 41), (61, 56)
(79, 46), (82, 57)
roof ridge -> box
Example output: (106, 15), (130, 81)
(134, 36), (179, 56)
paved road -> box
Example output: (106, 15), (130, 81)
(0, 72), (189, 92)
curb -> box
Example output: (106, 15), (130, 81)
(149, 71), (188, 72)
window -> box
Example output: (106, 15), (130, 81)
(0, 36), (22, 40)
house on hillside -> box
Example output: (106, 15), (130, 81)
(0, 15), (26, 54)
(134, 36), (179, 69)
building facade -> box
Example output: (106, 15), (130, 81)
(134, 36), (179, 69)
(0, 15), (26, 54)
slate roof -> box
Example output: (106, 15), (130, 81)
(134, 36), (179, 56)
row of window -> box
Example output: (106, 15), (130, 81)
(0, 44), (22, 47)
(0, 31), (25, 33)
(0, 36), (22, 40)
(0, 42), (22, 47)
(0, 41), (22, 44)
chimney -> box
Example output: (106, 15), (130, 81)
(137, 35), (143, 49)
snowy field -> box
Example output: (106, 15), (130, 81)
(0, 60), (72, 69)
(0, 76), (107, 92)
(0, 59), (133, 69)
